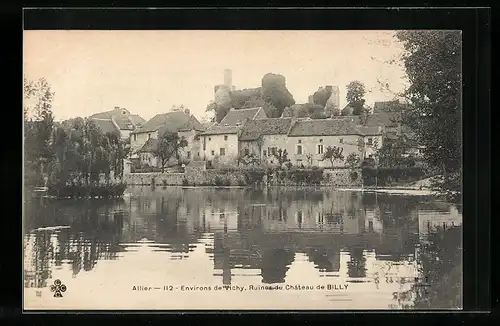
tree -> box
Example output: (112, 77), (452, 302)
(321, 146), (344, 168)
(24, 77), (55, 187)
(153, 131), (188, 173)
(345, 153), (361, 170)
(395, 31), (461, 202)
(346, 81), (366, 115)
(272, 148), (290, 167)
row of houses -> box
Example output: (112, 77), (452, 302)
(88, 101), (420, 170)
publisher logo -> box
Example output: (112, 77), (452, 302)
(50, 279), (67, 298)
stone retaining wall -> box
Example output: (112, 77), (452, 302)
(123, 168), (361, 187)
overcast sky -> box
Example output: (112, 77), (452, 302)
(24, 30), (408, 122)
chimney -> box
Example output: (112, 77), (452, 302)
(224, 69), (232, 89)
(114, 106), (120, 110)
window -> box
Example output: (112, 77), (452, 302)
(317, 144), (324, 154)
(244, 148), (249, 156)
(296, 145), (303, 155)
(208, 137), (211, 141)
(367, 138), (373, 146)
(319, 139), (323, 143)
(297, 159), (303, 166)
(148, 133), (151, 140)
(211, 150), (215, 156)
(339, 138), (343, 144)
(187, 151), (191, 159)
(133, 134), (137, 141)
(298, 139), (302, 144)
(220, 148), (225, 156)
(224, 135), (228, 141)
(263, 150), (267, 157)
(197, 152), (200, 157)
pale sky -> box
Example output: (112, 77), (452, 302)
(23, 30), (408, 122)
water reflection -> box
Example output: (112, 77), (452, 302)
(23, 187), (462, 309)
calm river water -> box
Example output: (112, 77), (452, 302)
(23, 186), (462, 310)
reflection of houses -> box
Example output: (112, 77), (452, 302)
(364, 208), (384, 233)
(418, 204), (462, 240)
(90, 106), (146, 140)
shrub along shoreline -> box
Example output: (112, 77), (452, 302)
(45, 182), (127, 199)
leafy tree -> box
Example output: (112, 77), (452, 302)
(376, 137), (416, 168)
(153, 131), (188, 173)
(395, 31), (461, 202)
(272, 148), (290, 167)
(24, 77), (55, 187)
(321, 146), (344, 168)
(345, 153), (361, 170)
(237, 152), (260, 166)
(346, 80), (366, 115)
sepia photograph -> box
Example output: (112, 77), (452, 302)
(23, 29), (462, 310)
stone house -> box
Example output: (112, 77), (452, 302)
(200, 107), (267, 166)
(130, 109), (204, 167)
(200, 125), (242, 166)
(286, 119), (367, 168)
(90, 106), (146, 140)
(238, 118), (294, 165)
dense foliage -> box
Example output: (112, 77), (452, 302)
(24, 77), (128, 198)
(346, 80), (367, 115)
(395, 30), (462, 202)
(153, 131), (188, 173)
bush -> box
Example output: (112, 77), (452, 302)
(47, 182), (127, 198)
(214, 175), (231, 186)
(182, 178), (189, 186)
(243, 168), (266, 185)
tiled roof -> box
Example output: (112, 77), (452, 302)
(178, 115), (205, 131)
(288, 119), (364, 137)
(219, 107), (267, 126)
(201, 125), (240, 135)
(114, 117), (135, 130)
(239, 118), (293, 141)
(365, 112), (401, 127)
(90, 109), (119, 119)
(359, 126), (383, 136)
(137, 138), (158, 153)
(90, 119), (119, 134)
(133, 111), (202, 134)
(129, 114), (146, 126)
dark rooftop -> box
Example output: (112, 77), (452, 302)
(288, 119), (364, 137)
(239, 118), (293, 141)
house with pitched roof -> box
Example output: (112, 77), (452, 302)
(286, 119), (367, 168)
(200, 107), (267, 166)
(89, 106), (146, 140)
(130, 109), (204, 167)
(238, 118), (294, 165)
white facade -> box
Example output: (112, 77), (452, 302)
(201, 133), (239, 165)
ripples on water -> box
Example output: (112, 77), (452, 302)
(23, 187), (462, 310)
